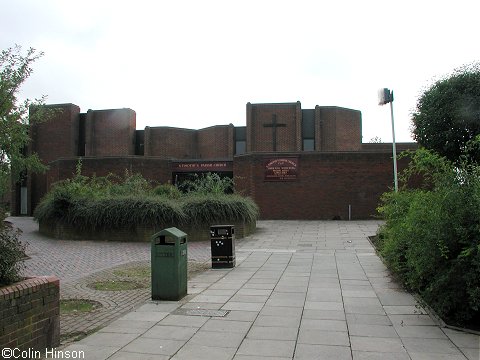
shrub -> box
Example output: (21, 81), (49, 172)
(377, 147), (480, 326)
(178, 173), (233, 195)
(34, 171), (259, 231)
(35, 194), (186, 230)
(181, 194), (259, 226)
(152, 184), (182, 199)
(0, 217), (27, 286)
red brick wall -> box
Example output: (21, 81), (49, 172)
(145, 127), (196, 158)
(234, 151), (412, 220)
(319, 107), (362, 151)
(39, 221), (255, 242)
(197, 125), (234, 159)
(30, 104), (80, 162)
(29, 104), (80, 214)
(85, 108), (136, 156)
(0, 276), (60, 354)
(145, 125), (234, 159)
(247, 102), (300, 152)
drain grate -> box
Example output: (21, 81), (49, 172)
(173, 308), (230, 317)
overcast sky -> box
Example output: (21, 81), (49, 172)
(2, 0), (479, 142)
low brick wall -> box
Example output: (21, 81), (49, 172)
(0, 276), (60, 354)
(38, 221), (256, 242)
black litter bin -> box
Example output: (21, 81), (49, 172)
(210, 225), (235, 268)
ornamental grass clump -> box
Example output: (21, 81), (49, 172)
(34, 169), (259, 231)
(181, 194), (259, 226)
(64, 196), (185, 230)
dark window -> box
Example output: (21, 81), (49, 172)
(235, 140), (246, 155)
(303, 139), (315, 151)
(302, 110), (315, 150)
(235, 126), (246, 155)
(135, 130), (145, 155)
(78, 113), (86, 156)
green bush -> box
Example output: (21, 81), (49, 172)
(377, 147), (480, 326)
(34, 170), (259, 231)
(181, 194), (259, 225)
(178, 173), (234, 195)
(0, 218), (27, 286)
(152, 184), (182, 199)
(65, 196), (185, 230)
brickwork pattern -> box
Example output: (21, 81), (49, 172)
(234, 151), (412, 220)
(59, 260), (211, 341)
(318, 106), (362, 151)
(38, 221), (255, 242)
(85, 108), (136, 157)
(330, 107), (362, 151)
(7, 217), (212, 343)
(30, 104), (81, 163)
(28, 104), (80, 214)
(0, 276), (60, 352)
(197, 125), (234, 159)
(145, 127), (196, 158)
(247, 102), (299, 152)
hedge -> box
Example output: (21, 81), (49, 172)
(376, 148), (480, 327)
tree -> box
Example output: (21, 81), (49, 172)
(0, 45), (50, 204)
(412, 63), (480, 163)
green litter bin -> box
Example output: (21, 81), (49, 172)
(151, 227), (188, 301)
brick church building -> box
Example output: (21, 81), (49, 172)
(12, 101), (416, 219)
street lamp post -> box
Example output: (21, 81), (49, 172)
(378, 88), (398, 192)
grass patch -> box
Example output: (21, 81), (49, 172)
(89, 280), (146, 291)
(60, 299), (101, 314)
(113, 266), (150, 278)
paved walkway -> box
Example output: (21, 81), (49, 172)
(9, 217), (211, 341)
(13, 217), (210, 283)
(49, 220), (478, 360)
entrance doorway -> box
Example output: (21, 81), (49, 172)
(171, 160), (234, 193)
(172, 171), (234, 193)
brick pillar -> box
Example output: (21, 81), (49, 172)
(315, 105), (322, 151)
(246, 102), (253, 153)
(228, 124), (235, 158)
(144, 126), (151, 156)
(295, 101), (302, 151)
(85, 109), (95, 156)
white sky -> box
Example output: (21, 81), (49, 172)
(2, 0), (479, 142)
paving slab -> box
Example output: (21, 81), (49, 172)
(294, 344), (352, 360)
(246, 326), (298, 341)
(15, 218), (479, 359)
(141, 325), (198, 340)
(188, 330), (246, 348)
(237, 339), (296, 358)
(297, 329), (350, 346)
(171, 343), (237, 360)
(121, 337), (186, 356)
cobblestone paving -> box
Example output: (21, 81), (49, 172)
(8, 217), (211, 343)
(11, 217), (211, 283)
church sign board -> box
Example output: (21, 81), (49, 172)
(172, 161), (233, 172)
(264, 157), (299, 181)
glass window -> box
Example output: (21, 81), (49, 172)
(303, 139), (315, 151)
(235, 141), (246, 155)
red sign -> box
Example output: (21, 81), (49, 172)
(264, 157), (298, 181)
(172, 161), (232, 172)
